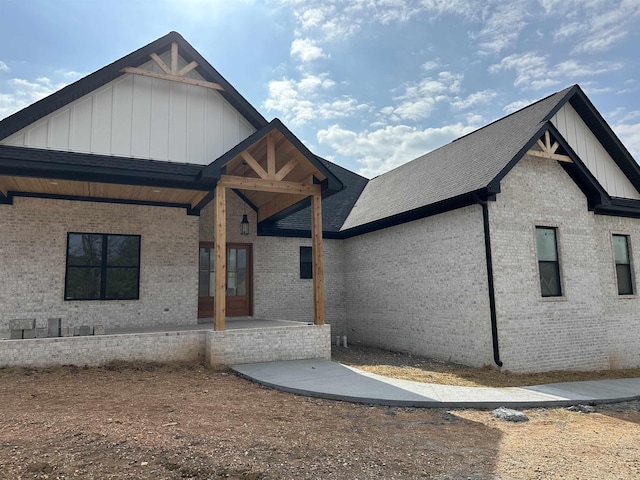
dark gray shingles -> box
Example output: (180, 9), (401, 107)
(341, 87), (573, 231)
(268, 157), (369, 232)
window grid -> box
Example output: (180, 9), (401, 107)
(65, 233), (141, 301)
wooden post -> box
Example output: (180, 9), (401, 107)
(214, 185), (226, 331)
(311, 193), (324, 325)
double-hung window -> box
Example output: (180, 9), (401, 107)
(613, 234), (633, 295)
(535, 227), (562, 297)
(65, 233), (141, 300)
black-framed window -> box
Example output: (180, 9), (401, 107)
(535, 227), (562, 297)
(65, 233), (141, 300)
(613, 234), (634, 295)
(300, 246), (312, 279)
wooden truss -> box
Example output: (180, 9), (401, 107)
(213, 132), (325, 331)
(121, 42), (224, 91)
(527, 130), (572, 163)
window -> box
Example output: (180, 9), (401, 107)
(65, 233), (140, 300)
(300, 246), (312, 279)
(613, 234), (633, 295)
(535, 227), (561, 297)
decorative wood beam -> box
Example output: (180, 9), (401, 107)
(527, 149), (573, 163)
(544, 131), (552, 151)
(240, 151), (268, 179)
(311, 193), (324, 326)
(267, 133), (276, 180)
(257, 193), (306, 222)
(550, 141), (559, 154)
(218, 175), (321, 195)
(171, 42), (179, 75)
(177, 61), (198, 77)
(536, 139), (546, 151)
(275, 157), (298, 182)
(214, 186), (226, 331)
(150, 52), (171, 74)
(121, 67), (224, 91)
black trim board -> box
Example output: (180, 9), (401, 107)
(9, 191), (201, 215)
(259, 189), (492, 239)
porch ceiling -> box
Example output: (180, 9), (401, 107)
(218, 130), (325, 221)
(0, 174), (211, 208)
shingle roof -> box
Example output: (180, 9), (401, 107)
(262, 157), (368, 234)
(340, 86), (575, 231)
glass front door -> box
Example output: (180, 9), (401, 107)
(198, 243), (252, 318)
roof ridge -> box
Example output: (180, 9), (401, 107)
(367, 84), (576, 183)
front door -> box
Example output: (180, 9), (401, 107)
(198, 243), (252, 318)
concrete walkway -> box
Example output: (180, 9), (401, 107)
(232, 358), (640, 409)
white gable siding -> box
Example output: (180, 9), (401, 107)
(1, 52), (256, 164)
(551, 103), (640, 200)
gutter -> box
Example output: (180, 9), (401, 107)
(473, 194), (503, 367)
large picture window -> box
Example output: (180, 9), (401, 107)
(613, 234), (634, 295)
(535, 227), (562, 297)
(65, 233), (141, 301)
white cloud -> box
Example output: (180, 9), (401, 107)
(0, 61), (9, 73)
(0, 77), (67, 120)
(490, 52), (622, 90)
(421, 60), (440, 71)
(503, 98), (536, 114)
(290, 38), (327, 62)
(317, 122), (478, 177)
(263, 73), (367, 126)
(451, 89), (498, 110)
(475, 0), (530, 54)
(383, 71), (463, 121)
(543, 0), (640, 53)
(613, 122), (640, 162)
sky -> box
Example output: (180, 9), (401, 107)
(0, 0), (639, 178)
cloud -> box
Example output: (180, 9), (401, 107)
(290, 38), (327, 62)
(490, 52), (622, 90)
(0, 61), (9, 73)
(474, 0), (530, 54)
(317, 122), (478, 177)
(0, 77), (67, 120)
(451, 89), (498, 110)
(543, 0), (640, 53)
(382, 71), (463, 121)
(503, 98), (536, 114)
(263, 73), (367, 126)
(613, 122), (640, 162)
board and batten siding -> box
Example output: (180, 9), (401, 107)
(1, 51), (255, 164)
(551, 103), (640, 200)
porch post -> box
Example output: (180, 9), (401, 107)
(311, 193), (324, 325)
(214, 185), (226, 331)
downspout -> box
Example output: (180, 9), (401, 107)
(473, 193), (503, 367)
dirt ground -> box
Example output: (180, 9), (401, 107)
(0, 362), (639, 480)
(332, 344), (640, 387)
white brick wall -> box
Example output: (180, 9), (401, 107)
(489, 154), (640, 372)
(0, 197), (198, 333)
(343, 205), (494, 367)
(0, 331), (206, 367)
(206, 324), (331, 364)
(0, 325), (330, 367)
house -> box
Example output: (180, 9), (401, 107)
(1, 32), (639, 373)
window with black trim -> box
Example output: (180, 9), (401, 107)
(65, 233), (141, 300)
(535, 227), (562, 297)
(300, 246), (312, 279)
(613, 234), (633, 295)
